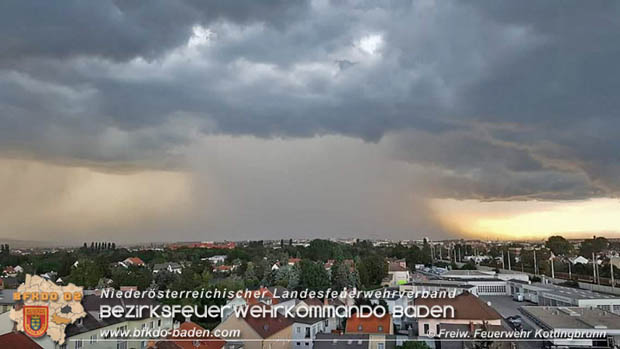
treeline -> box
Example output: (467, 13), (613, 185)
(82, 242), (116, 251)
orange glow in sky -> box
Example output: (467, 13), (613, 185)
(431, 198), (620, 240)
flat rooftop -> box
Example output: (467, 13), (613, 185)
(521, 306), (620, 330)
(441, 270), (493, 277)
(525, 283), (619, 300)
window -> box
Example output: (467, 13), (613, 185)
(297, 327), (301, 333)
(117, 341), (127, 349)
(423, 323), (430, 334)
(90, 334), (97, 344)
(75, 340), (82, 349)
(158, 319), (162, 327)
(297, 342), (301, 346)
(325, 320), (329, 327)
(378, 343), (385, 349)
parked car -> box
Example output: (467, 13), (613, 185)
(506, 315), (523, 330)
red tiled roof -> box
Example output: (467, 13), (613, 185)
(0, 332), (43, 348)
(345, 313), (391, 334)
(127, 257), (145, 266)
(244, 287), (279, 305)
(156, 322), (225, 349)
(414, 293), (501, 320)
(243, 312), (293, 339)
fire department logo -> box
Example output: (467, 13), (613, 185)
(23, 306), (49, 337)
(10, 275), (86, 345)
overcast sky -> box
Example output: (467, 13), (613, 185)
(1, 0), (620, 243)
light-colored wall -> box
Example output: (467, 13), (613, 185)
(369, 335), (389, 349)
(59, 316), (173, 349)
(216, 314), (266, 349)
(292, 321), (326, 349)
(418, 318), (502, 337)
(217, 315), (293, 349)
(263, 326), (293, 349)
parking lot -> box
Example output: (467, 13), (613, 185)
(481, 296), (543, 349)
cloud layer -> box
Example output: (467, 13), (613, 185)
(1, 1), (620, 240)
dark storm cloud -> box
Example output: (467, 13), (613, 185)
(0, 0), (307, 63)
(1, 0), (619, 200)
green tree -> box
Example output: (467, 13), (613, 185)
(358, 254), (387, 288)
(331, 260), (351, 290)
(111, 266), (153, 290)
(579, 237), (609, 256)
(546, 236), (573, 256)
(244, 262), (259, 288)
(299, 260), (330, 291)
(67, 259), (104, 288)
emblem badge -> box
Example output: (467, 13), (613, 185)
(23, 306), (48, 337)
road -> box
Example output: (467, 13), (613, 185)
(481, 296), (543, 349)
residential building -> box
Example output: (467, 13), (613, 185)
(3, 265), (23, 277)
(345, 313), (393, 335)
(148, 321), (225, 349)
(292, 316), (328, 349)
(414, 292), (502, 338)
(215, 309), (293, 349)
(206, 255), (228, 265)
(153, 262), (182, 274)
(289, 258), (302, 266)
(569, 256), (589, 265)
(0, 289), (16, 314)
(314, 333), (369, 349)
(387, 263), (410, 286)
(293, 298), (342, 333)
(0, 332), (43, 349)
(61, 294), (174, 349)
(121, 257), (146, 268)
(368, 288), (409, 332)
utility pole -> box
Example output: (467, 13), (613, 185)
(611, 262), (615, 290)
(501, 250), (505, 269)
(533, 249), (538, 276)
(507, 250), (512, 271)
(592, 252), (597, 284)
(550, 255), (555, 279)
(568, 260), (572, 280)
